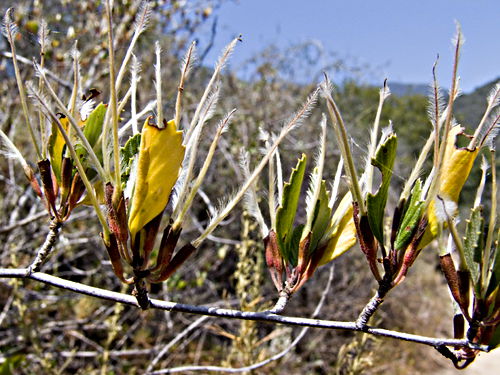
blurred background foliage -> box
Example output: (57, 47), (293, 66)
(0, 0), (498, 374)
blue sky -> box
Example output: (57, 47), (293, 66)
(205, 0), (499, 92)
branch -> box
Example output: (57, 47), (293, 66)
(0, 268), (488, 353)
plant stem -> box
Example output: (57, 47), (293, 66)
(483, 149), (497, 292)
(322, 83), (365, 215)
(105, 0), (122, 203)
(5, 9), (41, 159)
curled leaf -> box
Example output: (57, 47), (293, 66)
(394, 179), (424, 251)
(48, 115), (69, 183)
(319, 192), (356, 265)
(423, 126), (479, 247)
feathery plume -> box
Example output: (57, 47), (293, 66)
(37, 19), (50, 50)
(154, 41), (163, 125)
(305, 114), (327, 229)
(2, 8), (18, 38)
(473, 155), (489, 208)
(130, 53), (141, 135)
(185, 37), (241, 141)
(487, 83), (500, 109)
(0, 129), (29, 172)
(240, 149), (269, 237)
(133, 1), (152, 35)
(180, 41), (197, 76)
(193, 87), (320, 247)
(434, 196), (458, 224)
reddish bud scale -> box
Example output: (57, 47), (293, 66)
(66, 173), (85, 217)
(264, 230), (283, 291)
(100, 232), (130, 284)
(148, 243), (197, 283)
(38, 159), (58, 217)
(139, 212), (163, 269)
(152, 225), (182, 273)
(353, 203), (380, 281)
(392, 217), (428, 286)
(59, 157), (73, 204)
(104, 183), (129, 244)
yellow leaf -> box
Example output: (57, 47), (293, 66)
(128, 118), (185, 241)
(48, 116), (69, 182)
(421, 126), (479, 247)
(319, 192), (357, 265)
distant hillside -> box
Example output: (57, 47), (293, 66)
(388, 78), (500, 129)
(389, 82), (429, 96)
(455, 77), (500, 127)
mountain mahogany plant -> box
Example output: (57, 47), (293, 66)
(321, 25), (499, 367)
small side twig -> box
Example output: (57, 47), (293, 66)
(132, 278), (151, 310)
(25, 219), (62, 275)
(0, 211), (47, 234)
(356, 290), (384, 329)
(356, 279), (391, 329)
(267, 290), (290, 314)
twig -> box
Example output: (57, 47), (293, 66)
(0, 268), (488, 352)
(59, 348), (155, 358)
(25, 219), (63, 275)
(132, 278), (150, 310)
(0, 292), (14, 327)
(356, 290), (384, 329)
(355, 279), (392, 329)
(0, 211), (47, 234)
(146, 316), (210, 372)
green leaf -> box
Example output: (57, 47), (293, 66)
(287, 224), (305, 267)
(366, 133), (397, 244)
(83, 103), (106, 149)
(394, 179), (424, 251)
(463, 206), (484, 293)
(120, 133), (141, 189)
(309, 180), (332, 253)
(276, 154), (307, 263)
(75, 103), (107, 162)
